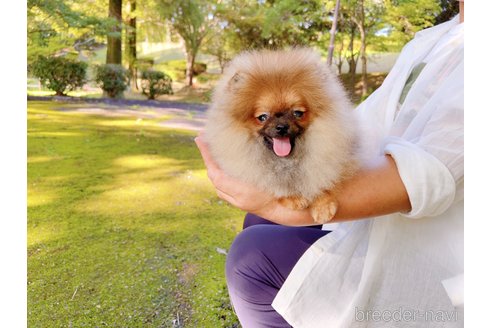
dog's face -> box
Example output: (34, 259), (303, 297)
(224, 73), (321, 158)
(253, 93), (310, 157)
(217, 50), (336, 159)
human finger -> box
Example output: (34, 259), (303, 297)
(215, 188), (239, 206)
(194, 136), (221, 180)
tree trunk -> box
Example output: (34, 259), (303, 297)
(336, 38), (344, 75)
(186, 51), (195, 87)
(347, 26), (357, 98)
(327, 0), (341, 67)
(359, 0), (368, 98)
(127, 0), (137, 90)
(106, 0), (122, 65)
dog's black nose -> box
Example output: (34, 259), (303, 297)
(276, 124), (289, 135)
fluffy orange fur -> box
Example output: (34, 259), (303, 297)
(204, 48), (360, 223)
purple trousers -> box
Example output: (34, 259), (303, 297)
(225, 213), (330, 327)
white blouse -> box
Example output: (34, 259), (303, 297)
(272, 16), (464, 327)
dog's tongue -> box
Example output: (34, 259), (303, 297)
(273, 137), (292, 157)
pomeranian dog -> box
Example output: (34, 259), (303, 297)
(204, 48), (360, 223)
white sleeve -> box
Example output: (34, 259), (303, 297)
(384, 137), (457, 218)
(383, 64), (463, 219)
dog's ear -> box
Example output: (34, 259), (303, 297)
(227, 72), (244, 91)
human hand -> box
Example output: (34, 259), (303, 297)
(194, 134), (278, 216)
(195, 134), (328, 226)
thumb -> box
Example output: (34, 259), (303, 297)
(195, 136), (221, 180)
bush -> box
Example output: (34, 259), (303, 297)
(135, 58), (154, 72)
(141, 70), (173, 100)
(30, 56), (88, 96)
(192, 62), (207, 76)
(94, 64), (129, 98)
(158, 60), (208, 81)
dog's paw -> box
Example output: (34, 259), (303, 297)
(279, 195), (310, 210)
(309, 193), (338, 224)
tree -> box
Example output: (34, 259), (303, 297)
(125, 0), (138, 89)
(324, 0), (436, 101)
(383, 0), (440, 48)
(435, 0), (459, 25)
(217, 0), (328, 50)
(156, 0), (211, 86)
(261, 0), (327, 47)
(350, 0), (384, 98)
(353, 0), (368, 96)
(106, 0), (123, 65)
(201, 25), (234, 74)
(27, 0), (110, 64)
(327, 0), (341, 67)
(134, 0), (171, 44)
(324, 0), (361, 97)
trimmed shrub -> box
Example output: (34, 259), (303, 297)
(141, 70), (173, 100)
(30, 55), (88, 96)
(135, 58), (154, 72)
(159, 60), (208, 81)
(94, 64), (129, 98)
(192, 62), (207, 76)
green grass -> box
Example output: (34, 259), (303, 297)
(27, 101), (243, 327)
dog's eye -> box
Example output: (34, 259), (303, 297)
(293, 110), (305, 118)
(257, 114), (269, 122)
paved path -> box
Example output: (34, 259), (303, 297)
(28, 95), (209, 132)
(27, 95), (208, 111)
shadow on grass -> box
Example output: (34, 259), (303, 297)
(28, 101), (242, 327)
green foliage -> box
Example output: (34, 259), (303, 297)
(94, 64), (129, 98)
(263, 0), (327, 46)
(157, 60), (207, 81)
(136, 57), (155, 70)
(383, 0), (441, 47)
(216, 0), (328, 50)
(201, 28), (234, 73)
(27, 0), (113, 64)
(141, 70), (173, 100)
(134, 0), (172, 43)
(323, 0), (441, 87)
(30, 55), (88, 96)
(158, 0), (210, 51)
(27, 0), (453, 97)
(155, 0), (213, 85)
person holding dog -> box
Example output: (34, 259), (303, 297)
(196, 1), (464, 326)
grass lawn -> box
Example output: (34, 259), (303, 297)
(27, 101), (243, 327)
